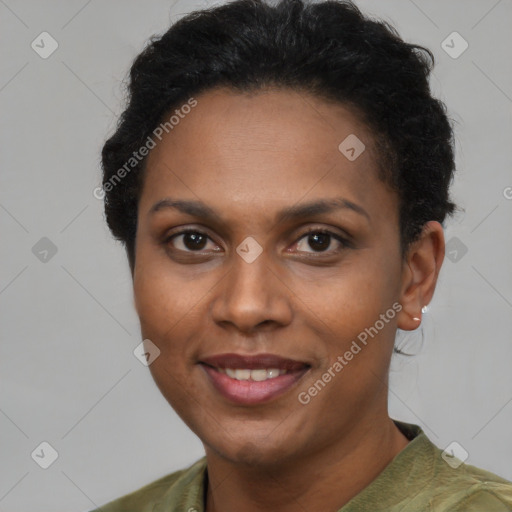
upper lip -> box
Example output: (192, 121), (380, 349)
(199, 353), (310, 371)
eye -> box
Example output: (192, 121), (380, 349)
(166, 229), (220, 253)
(164, 227), (350, 255)
(293, 228), (350, 254)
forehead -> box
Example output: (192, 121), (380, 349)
(139, 86), (394, 228)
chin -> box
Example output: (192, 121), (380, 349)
(202, 423), (301, 468)
(214, 441), (291, 468)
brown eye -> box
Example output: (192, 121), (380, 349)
(295, 229), (349, 254)
(166, 229), (219, 252)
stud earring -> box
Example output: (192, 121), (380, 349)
(413, 304), (428, 322)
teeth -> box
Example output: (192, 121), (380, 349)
(224, 368), (237, 378)
(222, 368), (286, 381)
(267, 368), (281, 379)
(250, 369), (269, 381)
(229, 369), (251, 380)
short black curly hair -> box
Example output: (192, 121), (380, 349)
(101, 0), (457, 273)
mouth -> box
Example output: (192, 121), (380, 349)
(198, 353), (311, 405)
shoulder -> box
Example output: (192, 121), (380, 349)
(453, 485), (512, 511)
(386, 421), (512, 511)
(427, 446), (512, 511)
(88, 456), (207, 512)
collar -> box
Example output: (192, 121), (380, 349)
(154, 420), (431, 512)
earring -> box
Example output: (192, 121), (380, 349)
(413, 304), (428, 322)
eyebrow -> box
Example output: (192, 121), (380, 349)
(149, 197), (370, 225)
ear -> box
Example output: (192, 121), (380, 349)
(396, 221), (445, 331)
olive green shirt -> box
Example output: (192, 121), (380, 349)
(91, 421), (512, 511)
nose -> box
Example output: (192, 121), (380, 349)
(210, 247), (293, 335)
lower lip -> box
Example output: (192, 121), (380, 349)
(199, 364), (309, 405)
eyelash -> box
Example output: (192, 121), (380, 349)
(163, 227), (351, 256)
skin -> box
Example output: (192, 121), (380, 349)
(132, 86), (445, 512)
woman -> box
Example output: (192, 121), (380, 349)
(92, 0), (512, 510)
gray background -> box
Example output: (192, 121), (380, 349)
(1, 0), (511, 510)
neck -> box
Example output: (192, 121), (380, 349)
(205, 416), (410, 512)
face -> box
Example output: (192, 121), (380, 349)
(133, 87), (406, 467)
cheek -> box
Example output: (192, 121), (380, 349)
(133, 257), (191, 362)
(133, 262), (206, 413)
(295, 276), (397, 417)
(291, 260), (400, 406)
(296, 261), (395, 339)
(133, 243), (206, 335)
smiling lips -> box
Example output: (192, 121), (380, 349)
(199, 353), (310, 405)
